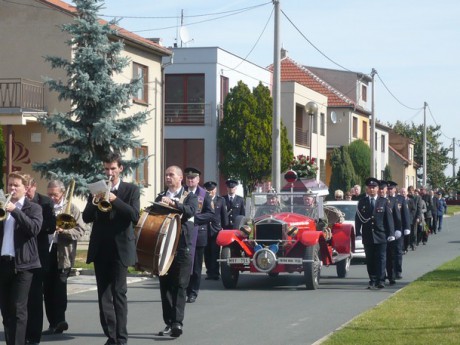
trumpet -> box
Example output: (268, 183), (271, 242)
(56, 179), (77, 230)
(0, 192), (14, 221)
(92, 177), (113, 212)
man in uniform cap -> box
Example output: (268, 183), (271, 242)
(355, 177), (395, 289)
(183, 167), (214, 304)
(197, 181), (228, 280)
(223, 179), (245, 228)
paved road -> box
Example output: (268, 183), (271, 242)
(2, 216), (459, 345)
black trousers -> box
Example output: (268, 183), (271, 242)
(43, 245), (71, 328)
(0, 260), (34, 345)
(364, 243), (387, 285)
(204, 235), (220, 278)
(160, 248), (192, 326)
(26, 268), (45, 343)
(187, 246), (205, 298)
(94, 253), (129, 345)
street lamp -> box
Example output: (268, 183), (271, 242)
(305, 101), (318, 157)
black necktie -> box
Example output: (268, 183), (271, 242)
(370, 197), (375, 212)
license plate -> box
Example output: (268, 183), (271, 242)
(277, 257), (302, 265)
(227, 257), (251, 265)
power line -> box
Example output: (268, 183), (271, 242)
(427, 104), (453, 140)
(375, 73), (423, 111)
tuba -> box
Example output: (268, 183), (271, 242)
(92, 177), (113, 212)
(56, 179), (77, 230)
(0, 192), (14, 221)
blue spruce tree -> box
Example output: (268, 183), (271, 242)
(33, 0), (148, 195)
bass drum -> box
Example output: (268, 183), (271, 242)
(134, 210), (181, 276)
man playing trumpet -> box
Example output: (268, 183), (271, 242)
(41, 180), (86, 337)
(83, 153), (140, 345)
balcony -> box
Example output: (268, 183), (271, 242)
(165, 103), (212, 125)
(0, 78), (45, 111)
(295, 127), (310, 147)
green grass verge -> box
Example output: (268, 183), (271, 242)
(446, 205), (460, 216)
(74, 249), (142, 274)
(322, 256), (460, 345)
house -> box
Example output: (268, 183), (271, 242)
(279, 54), (371, 185)
(388, 129), (417, 187)
(0, 0), (171, 207)
(374, 123), (390, 179)
(163, 46), (272, 193)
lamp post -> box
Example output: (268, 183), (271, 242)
(305, 101), (318, 159)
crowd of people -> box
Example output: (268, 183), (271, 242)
(354, 178), (447, 290)
(0, 155), (242, 344)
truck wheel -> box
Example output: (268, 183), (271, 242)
(220, 246), (239, 289)
(336, 255), (351, 278)
(304, 244), (321, 290)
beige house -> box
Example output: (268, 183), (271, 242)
(0, 0), (171, 207)
(389, 130), (417, 188)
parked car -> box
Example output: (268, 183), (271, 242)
(216, 190), (354, 290)
(324, 200), (365, 260)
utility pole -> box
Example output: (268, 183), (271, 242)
(370, 68), (377, 177)
(422, 101), (427, 187)
(272, 0), (281, 192)
(453, 137), (456, 178)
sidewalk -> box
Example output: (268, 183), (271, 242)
(67, 273), (151, 295)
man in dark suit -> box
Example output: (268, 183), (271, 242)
(407, 186), (423, 250)
(83, 153), (140, 345)
(183, 167), (214, 304)
(0, 171), (43, 345)
(222, 179), (245, 228)
(429, 189), (439, 234)
(201, 181), (228, 280)
(156, 166), (198, 338)
(23, 176), (56, 345)
(394, 185), (411, 279)
(384, 181), (402, 285)
(355, 177), (394, 289)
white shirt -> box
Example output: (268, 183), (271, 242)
(1, 196), (25, 257)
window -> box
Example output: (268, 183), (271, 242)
(165, 139), (204, 175)
(320, 113), (325, 136)
(381, 135), (385, 152)
(134, 146), (148, 187)
(295, 105), (307, 146)
(362, 120), (367, 141)
(409, 146), (413, 161)
(375, 132), (378, 150)
(352, 117), (358, 138)
(165, 74), (205, 124)
(312, 113), (317, 134)
(361, 84), (367, 102)
(133, 62), (148, 104)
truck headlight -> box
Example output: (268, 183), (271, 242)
(253, 248), (277, 273)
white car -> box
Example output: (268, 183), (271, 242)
(324, 200), (365, 260)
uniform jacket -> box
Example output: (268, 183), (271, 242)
(186, 185), (214, 247)
(223, 194), (245, 228)
(388, 195), (402, 232)
(155, 187), (198, 251)
(30, 193), (56, 270)
(396, 194), (411, 231)
(0, 198), (43, 271)
(83, 181), (140, 267)
(56, 203), (86, 269)
(195, 195), (228, 238)
(355, 196), (395, 245)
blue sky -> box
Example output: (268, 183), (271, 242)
(101, 0), (460, 175)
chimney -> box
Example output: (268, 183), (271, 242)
(281, 47), (288, 59)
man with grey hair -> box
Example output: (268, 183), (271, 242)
(42, 180), (86, 337)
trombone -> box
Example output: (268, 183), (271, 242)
(55, 179), (77, 230)
(0, 192), (14, 221)
(92, 177), (113, 212)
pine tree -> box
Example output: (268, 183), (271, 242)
(328, 146), (359, 199)
(348, 139), (370, 186)
(33, 0), (147, 196)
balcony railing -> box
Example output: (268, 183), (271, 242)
(165, 103), (211, 125)
(295, 127), (309, 147)
(0, 78), (45, 111)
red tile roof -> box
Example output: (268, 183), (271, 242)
(37, 0), (171, 56)
(270, 57), (359, 109)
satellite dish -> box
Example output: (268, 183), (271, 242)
(330, 111), (337, 124)
(179, 26), (193, 45)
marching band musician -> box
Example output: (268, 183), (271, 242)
(0, 172), (43, 345)
(156, 165), (198, 338)
(41, 180), (86, 337)
(23, 176), (56, 344)
(83, 153), (140, 345)
(355, 177), (395, 290)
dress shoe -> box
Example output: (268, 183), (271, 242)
(158, 325), (172, 336)
(187, 295), (196, 303)
(376, 283), (385, 289)
(171, 323), (183, 338)
(389, 280), (396, 285)
(42, 327), (57, 335)
(395, 273), (403, 280)
(55, 320), (69, 334)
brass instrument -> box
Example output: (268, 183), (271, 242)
(56, 179), (77, 230)
(92, 177), (113, 212)
(0, 192), (14, 221)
